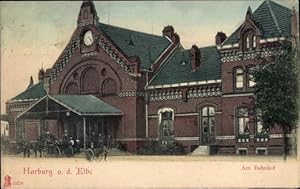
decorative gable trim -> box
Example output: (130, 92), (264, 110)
(96, 26), (143, 78)
(238, 19), (261, 39)
(49, 39), (80, 84)
(146, 79), (221, 89)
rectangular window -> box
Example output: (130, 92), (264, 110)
(236, 75), (243, 88)
(253, 36), (256, 48)
(248, 75), (255, 87)
(248, 67), (256, 88)
(246, 37), (250, 50)
(256, 148), (267, 155)
(235, 68), (244, 89)
(236, 107), (250, 136)
(237, 148), (247, 155)
(209, 117), (215, 133)
(202, 106), (215, 134)
(256, 120), (263, 134)
(255, 110), (268, 136)
(17, 120), (25, 139)
(160, 110), (174, 138)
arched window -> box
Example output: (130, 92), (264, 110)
(158, 108), (174, 139)
(234, 67), (244, 89)
(201, 106), (215, 134)
(236, 107), (250, 136)
(65, 82), (79, 95)
(81, 68), (99, 92)
(102, 78), (117, 95)
(243, 31), (256, 51)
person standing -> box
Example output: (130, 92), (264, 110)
(103, 146), (107, 161)
(107, 134), (112, 149)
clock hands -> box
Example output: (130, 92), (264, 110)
(84, 31), (93, 46)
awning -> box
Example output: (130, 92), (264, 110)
(17, 94), (122, 120)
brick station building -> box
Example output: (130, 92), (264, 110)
(6, 0), (298, 155)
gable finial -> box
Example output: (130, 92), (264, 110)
(77, 0), (99, 27)
(27, 76), (34, 89)
(128, 33), (135, 46)
(246, 6), (253, 20)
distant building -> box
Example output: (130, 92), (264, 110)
(1, 121), (9, 137)
(1, 114), (9, 137)
(6, 0), (298, 155)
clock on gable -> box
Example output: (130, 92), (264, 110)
(80, 29), (98, 54)
(83, 30), (94, 46)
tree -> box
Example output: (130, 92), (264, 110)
(251, 41), (298, 160)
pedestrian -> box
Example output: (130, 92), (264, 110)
(107, 134), (112, 149)
(103, 146), (107, 161)
(34, 141), (38, 158)
(75, 139), (80, 153)
(24, 141), (30, 158)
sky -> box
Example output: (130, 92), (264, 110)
(0, 0), (298, 114)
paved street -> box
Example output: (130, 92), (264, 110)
(1, 155), (299, 188)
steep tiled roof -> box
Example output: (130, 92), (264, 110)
(223, 0), (292, 45)
(9, 81), (46, 102)
(148, 46), (221, 86)
(98, 23), (171, 70)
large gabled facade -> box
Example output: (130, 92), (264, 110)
(6, 0), (298, 155)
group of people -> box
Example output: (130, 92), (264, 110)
(90, 132), (113, 149)
(62, 133), (81, 154)
(90, 132), (113, 161)
(21, 131), (113, 160)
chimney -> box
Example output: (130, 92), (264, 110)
(38, 68), (45, 81)
(44, 69), (52, 94)
(162, 25), (175, 40)
(27, 76), (34, 89)
(291, 7), (298, 39)
(190, 45), (201, 71)
(215, 32), (227, 45)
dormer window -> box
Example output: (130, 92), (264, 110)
(243, 31), (257, 51)
(238, 6), (261, 52)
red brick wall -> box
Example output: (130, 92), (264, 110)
(24, 120), (39, 141)
(174, 116), (198, 137)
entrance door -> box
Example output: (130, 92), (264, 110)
(200, 106), (215, 144)
(65, 119), (79, 140)
(85, 118), (108, 146)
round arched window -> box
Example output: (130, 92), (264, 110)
(102, 78), (117, 95)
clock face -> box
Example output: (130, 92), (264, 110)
(83, 30), (94, 46)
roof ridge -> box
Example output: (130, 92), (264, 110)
(267, 0), (292, 12)
(98, 22), (165, 39)
(265, 0), (282, 35)
(147, 47), (181, 86)
(220, 26), (241, 45)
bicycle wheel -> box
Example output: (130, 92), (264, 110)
(95, 149), (103, 161)
(65, 145), (74, 157)
(85, 149), (94, 161)
(53, 146), (61, 157)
